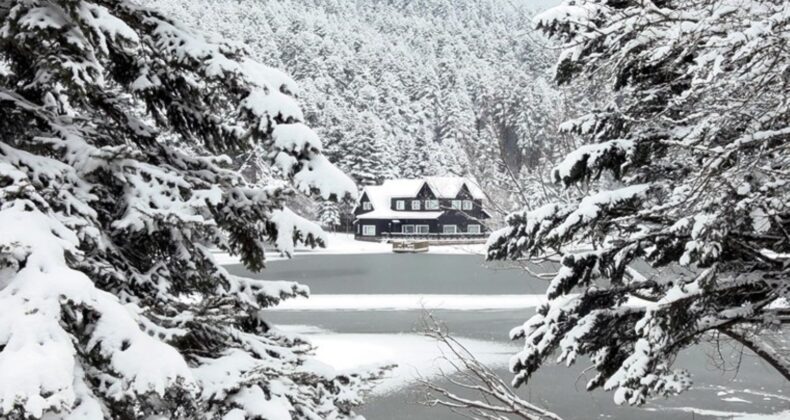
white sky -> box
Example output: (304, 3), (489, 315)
(514, 0), (564, 11)
(535, 0), (563, 9)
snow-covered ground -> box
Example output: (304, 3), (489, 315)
(213, 233), (485, 265)
(269, 293), (659, 311)
(645, 406), (790, 420)
(271, 294), (546, 311)
(278, 325), (516, 395)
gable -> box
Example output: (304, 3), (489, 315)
(424, 176), (485, 199)
(359, 191), (370, 203)
(354, 191), (373, 214)
(415, 182), (437, 199)
(454, 183), (473, 199)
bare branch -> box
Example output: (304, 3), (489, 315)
(418, 314), (564, 420)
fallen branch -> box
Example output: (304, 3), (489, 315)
(418, 314), (563, 420)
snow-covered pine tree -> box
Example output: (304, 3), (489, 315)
(488, 0), (790, 406)
(0, 1), (379, 418)
(318, 201), (341, 232)
(148, 0), (559, 183)
(339, 110), (387, 185)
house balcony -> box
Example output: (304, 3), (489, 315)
(355, 231), (488, 245)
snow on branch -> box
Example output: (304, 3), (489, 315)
(489, 0), (790, 412)
(0, 0), (374, 417)
(549, 184), (649, 241)
(269, 207), (327, 257)
(488, 185), (649, 262)
(124, 1), (357, 201)
(486, 202), (575, 261)
(552, 140), (634, 187)
(0, 203), (194, 417)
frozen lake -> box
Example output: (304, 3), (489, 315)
(226, 254), (789, 419)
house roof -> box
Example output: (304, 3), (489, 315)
(357, 184), (444, 219)
(378, 179), (425, 197)
(356, 176), (486, 220)
(356, 210), (444, 220)
(424, 176), (485, 200)
(376, 177), (485, 200)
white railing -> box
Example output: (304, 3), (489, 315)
(384, 232), (486, 240)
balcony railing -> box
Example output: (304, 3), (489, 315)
(383, 232), (487, 240)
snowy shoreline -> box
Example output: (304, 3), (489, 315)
(269, 294), (546, 311)
(213, 232), (486, 265)
(276, 324), (517, 396)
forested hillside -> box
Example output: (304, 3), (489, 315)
(148, 0), (585, 216)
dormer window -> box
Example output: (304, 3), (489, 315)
(362, 202), (372, 211)
(426, 199), (439, 210)
(411, 200), (421, 210)
(396, 200), (405, 210)
(462, 200), (473, 210)
(451, 200), (462, 210)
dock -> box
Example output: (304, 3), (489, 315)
(392, 240), (429, 253)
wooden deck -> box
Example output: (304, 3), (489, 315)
(392, 240), (429, 253)
(384, 232), (487, 245)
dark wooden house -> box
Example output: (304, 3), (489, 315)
(353, 177), (490, 240)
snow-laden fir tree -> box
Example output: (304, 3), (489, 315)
(318, 201), (341, 232)
(0, 1), (382, 418)
(488, 0), (790, 406)
(338, 110), (387, 185)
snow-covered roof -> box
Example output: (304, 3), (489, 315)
(423, 176), (485, 200)
(374, 177), (485, 200)
(356, 177), (485, 220)
(356, 210), (444, 220)
(378, 179), (425, 198)
(357, 184), (444, 219)
(361, 184), (393, 213)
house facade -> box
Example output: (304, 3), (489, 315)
(353, 177), (490, 240)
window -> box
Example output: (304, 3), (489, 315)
(396, 200), (405, 210)
(411, 200), (421, 210)
(362, 202), (372, 211)
(403, 225), (429, 234)
(426, 199), (439, 210)
(462, 200), (473, 210)
(362, 225), (376, 236)
(451, 200), (462, 210)
(443, 225), (457, 234)
(467, 224), (481, 234)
